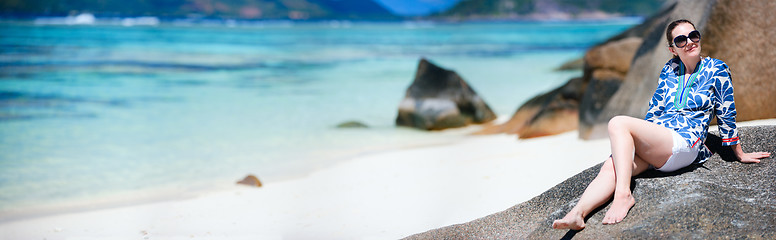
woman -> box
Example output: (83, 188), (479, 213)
(552, 19), (771, 230)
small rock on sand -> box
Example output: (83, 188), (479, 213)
(236, 175), (262, 187)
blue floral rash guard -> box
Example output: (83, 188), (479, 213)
(644, 57), (739, 164)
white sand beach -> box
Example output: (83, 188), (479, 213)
(2, 119), (774, 240)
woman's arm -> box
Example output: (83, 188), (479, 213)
(644, 86), (665, 122)
(644, 65), (670, 122)
(711, 62), (769, 162)
(731, 144), (771, 163)
(712, 62), (739, 145)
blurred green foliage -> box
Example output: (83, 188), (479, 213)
(435, 0), (666, 18)
(0, 0), (397, 19)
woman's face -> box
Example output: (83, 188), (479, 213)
(669, 23), (701, 61)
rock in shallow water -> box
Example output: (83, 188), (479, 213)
(336, 121), (369, 128)
(405, 125), (776, 239)
(396, 58), (496, 130)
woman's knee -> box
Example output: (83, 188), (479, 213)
(608, 116), (628, 132)
(608, 115), (639, 132)
(598, 157), (616, 177)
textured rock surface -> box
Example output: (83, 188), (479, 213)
(478, 77), (583, 138)
(702, 0), (776, 123)
(481, 4), (666, 138)
(396, 58), (496, 130)
(580, 0), (776, 139)
(584, 37), (643, 76)
(405, 125), (776, 239)
(577, 1), (677, 139)
(578, 36), (646, 137)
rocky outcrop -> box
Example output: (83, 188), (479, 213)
(405, 125), (776, 239)
(584, 37), (643, 78)
(555, 58), (584, 71)
(580, 0), (776, 139)
(497, 0), (776, 140)
(479, 6), (665, 138)
(396, 58), (497, 130)
(577, 37), (643, 127)
(479, 37), (640, 138)
(537, 4), (670, 139)
(702, 0), (776, 124)
(478, 77), (583, 138)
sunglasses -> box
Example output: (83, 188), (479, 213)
(672, 30), (701, 48)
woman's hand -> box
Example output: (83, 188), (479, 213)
(732, 144), (771, 163)
(738, 152), (771, 163)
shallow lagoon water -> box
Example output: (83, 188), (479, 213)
(0, 20), (636, 213)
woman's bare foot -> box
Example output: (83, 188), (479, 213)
(553, 209), (586, 230)
(602, 193), (635, 225)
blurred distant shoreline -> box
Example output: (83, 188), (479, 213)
(1, 0), (665, 23)
(0, 13), (645, 28)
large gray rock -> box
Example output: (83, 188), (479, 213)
(481, 4), (668, 139)
(575, 5), (674, 138)
(702, 0), (776, 124)
(396, 58), (496, 130)
(405, 125), (776, 239)
(577, 37), (644, 138)
(580, 0), (776, 139)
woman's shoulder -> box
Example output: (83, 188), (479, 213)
(704, 57), (729, 70)
(662, 57), (680, 71)
(703, 57), (733, 83)
(664, 57), (681, 66)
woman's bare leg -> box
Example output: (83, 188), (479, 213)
(553, 115), (674, 229)
(603, 116), (673, 224)
(552, 155), (650, 230)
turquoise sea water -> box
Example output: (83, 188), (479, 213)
(0, 19), (636, 214)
